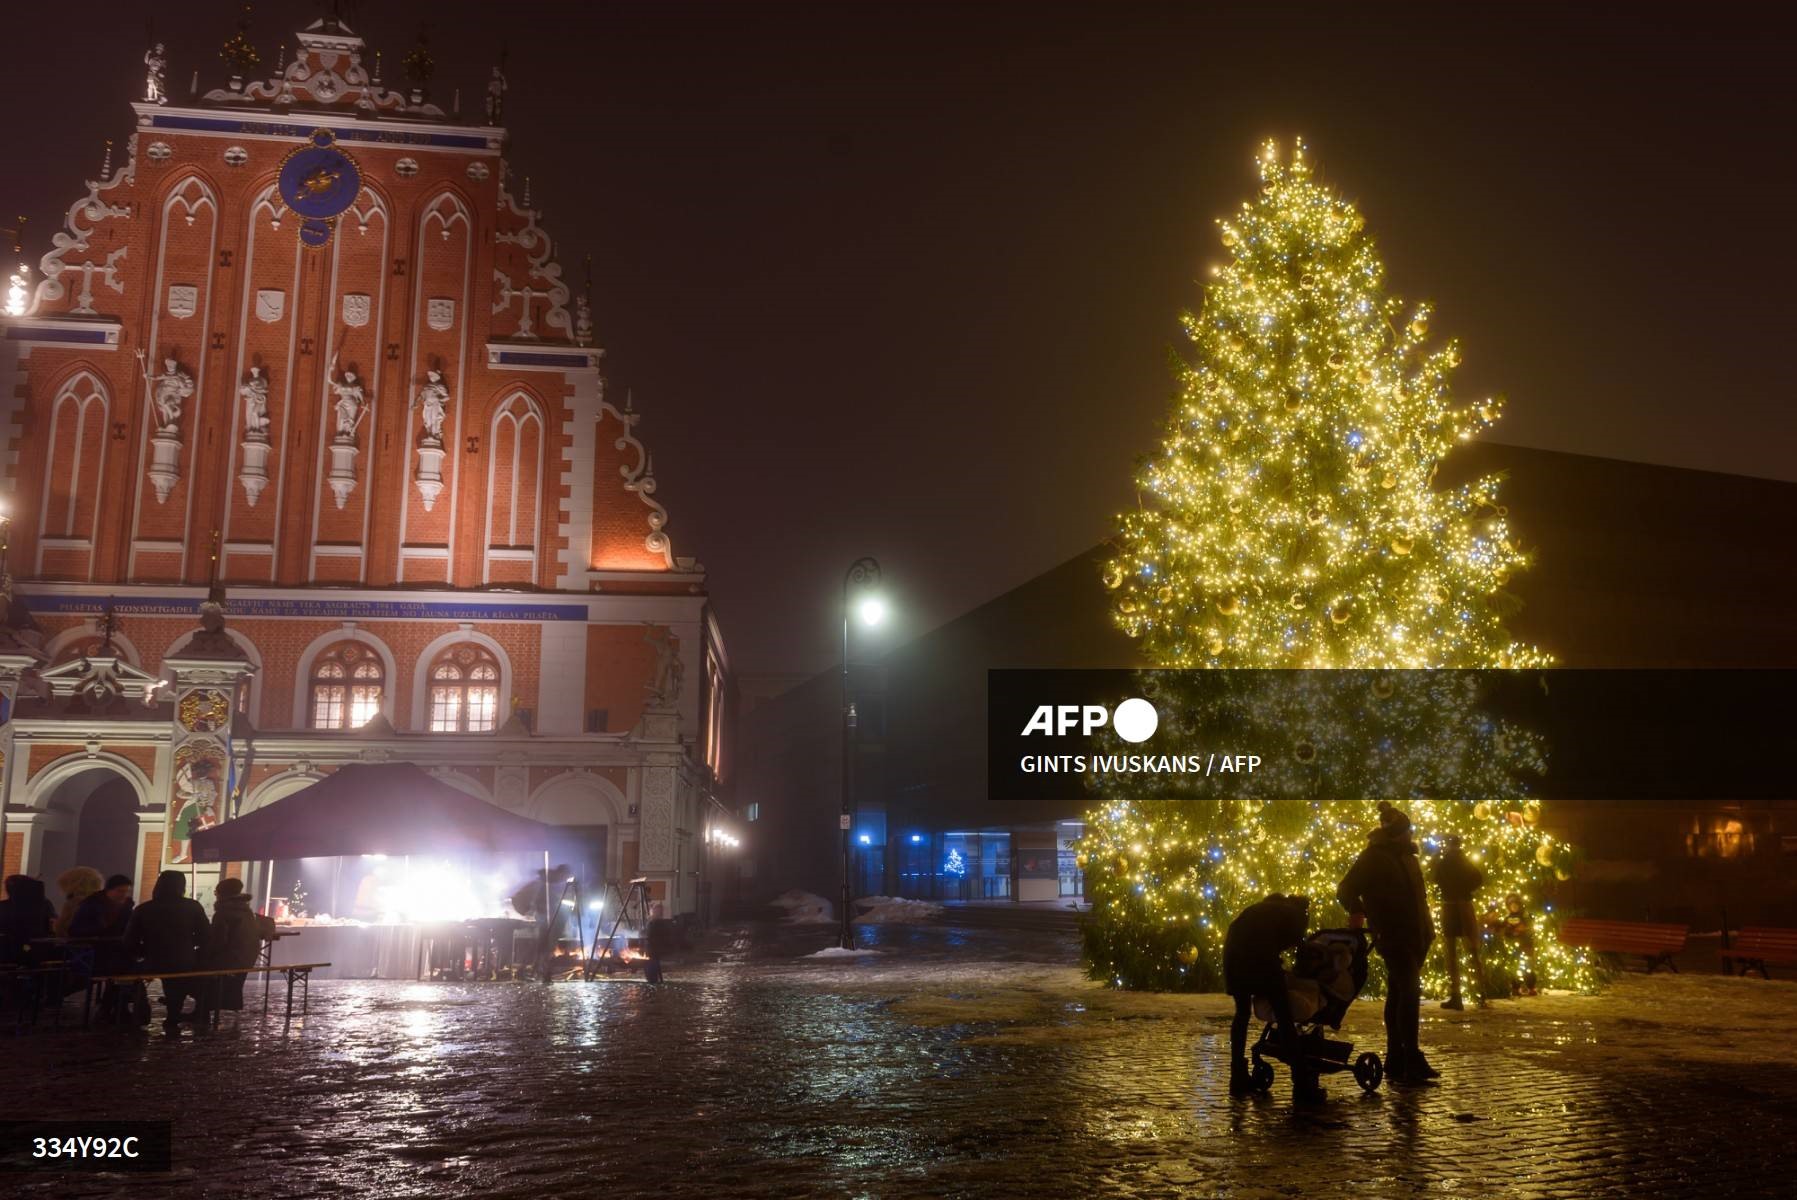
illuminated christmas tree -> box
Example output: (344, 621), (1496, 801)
(1082, 140), (1597, 995)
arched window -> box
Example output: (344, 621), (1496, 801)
(310, 642), (384, 730)
(427, 643), (501, 733)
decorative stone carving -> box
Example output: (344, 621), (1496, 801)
(166, 284), (197, 318)
(413, 369), (449, 511)
(138, 351), (193, 504)
(255, 289), (285, 323)
(239, 367), (272, 507)
(643, 625), (683, 709)
(341, 292), (370, 327)
(144, 43), (168, 104)
(426, 297), (455, 331)
(326, 361), (367, 508)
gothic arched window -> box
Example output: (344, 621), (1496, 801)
(310, 642), (385, 730)
(427, 643), (501, 733)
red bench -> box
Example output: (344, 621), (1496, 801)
(1721, 928), (1797, 980)
(1557, 917), (1688, 974)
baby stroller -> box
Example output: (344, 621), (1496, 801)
(1248, 928), (1384, 1094)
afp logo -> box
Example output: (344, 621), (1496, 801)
(1020, 698), (1158, 744)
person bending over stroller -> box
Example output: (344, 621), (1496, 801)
(1226, 892), (1323, 1104)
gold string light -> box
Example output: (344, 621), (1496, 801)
(1082, 140), (1597, 996)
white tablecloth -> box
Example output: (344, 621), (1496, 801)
(269, 924), (423, 980)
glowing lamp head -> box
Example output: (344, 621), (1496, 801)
(856, 595), (888, 627)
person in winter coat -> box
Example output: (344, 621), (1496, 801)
(123, 870), (211, 1035)
(1338, 802), (1438, 1084)
(0, 874), (56, 966)
(1224, 893), (1321, 1103)
(70, 875), (136, 1019)
(1431, 836), (1486, 1010)
(203, 878), (265, 1012)
(54, 866), (106, 937)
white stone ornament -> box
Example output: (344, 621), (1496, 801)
(426, 297), (456, 331)
(166, 285), (197, 319)
(239, 367), (272, 507)
(223, 146), (249, 167)
(146, 141), (173, 163)
(138, 350), (194, 504)
(255, 289), (285, 323)
(326, 361), (367, 508)
(341, 293), (371, 327)
(466, 161), (491, 181)
(413, 369), (451, 511)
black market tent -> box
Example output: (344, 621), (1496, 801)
(191, 762), (563, 863)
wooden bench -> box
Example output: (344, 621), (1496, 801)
(1721, 928), (1797, 979)
(85, 962), (331, 1026)
(1557, 917), (1688, 974)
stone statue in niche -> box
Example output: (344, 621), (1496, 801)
(416, 369), (449, 442)
(327, 360), (367, 439)
(137, 351), (194, 434)
(239, 366), (270, 436)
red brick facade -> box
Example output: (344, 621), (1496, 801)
(0, 19), (731, 920)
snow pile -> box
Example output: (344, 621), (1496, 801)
(853, 896), (944, 925)
(770, 889), (835, 924)
(805, 946), (883, 958)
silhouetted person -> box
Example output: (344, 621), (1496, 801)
(1431, 835), (1485, 1010)
(204, 878), (264, 1013)
(1225, 892), (1320, 1103)
(0, 874), (55, 965)
(123, 870), (210, 1036)
(1339, 802), (1438, 1084)
(54, 866), (105, 936)
(70, 875), (136, 1020)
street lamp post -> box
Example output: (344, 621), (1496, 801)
(839, 556), (884, 950)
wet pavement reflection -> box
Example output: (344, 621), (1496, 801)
(11, 923), (1796, 1198)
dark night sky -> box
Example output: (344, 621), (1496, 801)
(6, 3), (1793, 675)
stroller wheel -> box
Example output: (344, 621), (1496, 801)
(1352, 1051), (1383, 1093)
(1250, 1057), (1275, 1094)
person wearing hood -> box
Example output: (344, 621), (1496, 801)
(54, 866), (106, 937)
(123, 870), (211, 1035)
(204, 877), (265, 1012)
(1338, 802), (1438, 1084)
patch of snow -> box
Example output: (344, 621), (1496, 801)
(854, 897), (944, 925)
(805, 946), (883, 958)
(772, 890), (835, 924)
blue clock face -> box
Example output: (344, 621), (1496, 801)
(278, 130), (362, 222)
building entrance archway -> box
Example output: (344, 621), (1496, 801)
(31, 766), (146, 909)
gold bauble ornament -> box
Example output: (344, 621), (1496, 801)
(1228, 335), (1246, 353)
(1176, 944), (1200, 966)
(1523, 804), (1541, 827)
(1207, 636), (1225, 656)
(1075, 852), (1089, 869)
(1156, 585), (1174, 605)
(1227, 497), (1243, 514)
(1327, 351), (1345, 369)
(1284, 394), (1303, 413)
(1350, 213), (1366, 232)
(1356, 366), (1373, 385)
(1216, 596), (1240, 616)
(1294, 742), (1317, 763)
(1473, 802), (1491, 821)
(1371, 676), (1394, 699)
(1221, 229), (1239, 247)
(1102, 564), (1124, 589)
(1535, 842), (1555, 866)
(1306, 507), (1325, 526)
(1554, 867), (1572, 881)
(1330, 604), (1351, 626)
(1119, 598), (1137, 614)
(1445, 346), (1462, 367)
(1381, 473), (1397, 489)
(1289, 592), (1306, 610)
(1390, 536), (1413, 556)
(1113, 856), (1130, 875)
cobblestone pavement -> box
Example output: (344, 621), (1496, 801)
(9, 922), (1797, 1199)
